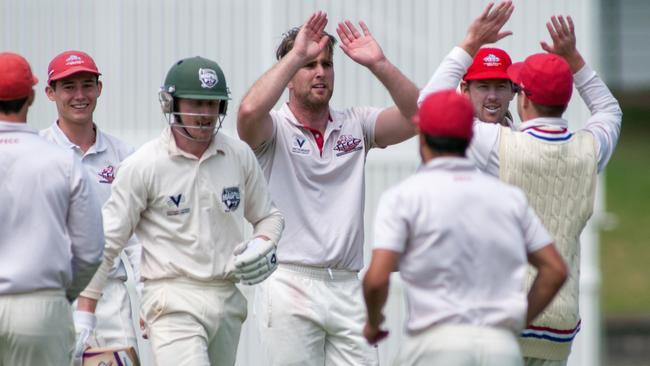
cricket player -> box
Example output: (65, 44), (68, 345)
(0, 52), (104, 365)
(77, 56), (284, 366)
(237, 11), (419, 365)
(363, 89), (568, 366)
(420, 1), (516, 133)
(420, 7), (623, 365)
(40, 50), (144, 358)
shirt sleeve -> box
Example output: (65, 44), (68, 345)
(418, 46), (473, 105)
(574, 64), (623, 173)
(466, 122), (502, 177)
(66, 155), (104, 301)
(355, 106), (382, 150)
(80, 157), (148, 300)
(252, 112), (279, 176)
(242, 144), (284, 245)
(373, 187), (410, 253)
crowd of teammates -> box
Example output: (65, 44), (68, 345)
(0, 1), (621, 365)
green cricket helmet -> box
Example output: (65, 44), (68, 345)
(159, 56), (230, 115)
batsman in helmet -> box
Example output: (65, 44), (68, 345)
(78, 56), (284, 366)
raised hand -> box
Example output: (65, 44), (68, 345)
(540, 15), (585, 72)
(336, 20), (385, 68)
(292, 11), (330, 61)
(461, 1), (514, 56)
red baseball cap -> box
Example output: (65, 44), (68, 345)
(507, 53), (573, 107)
(47, 50), (101, 83)
(414, 90), (475, 140)
(463, 48), (512, 81)
(0, 52), (38, 101)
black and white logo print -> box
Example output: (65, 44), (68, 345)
(222, 187), (241, 212)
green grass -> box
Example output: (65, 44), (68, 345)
(601, 105), (650, 315)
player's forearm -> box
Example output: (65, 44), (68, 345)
(526, 266), (567, 324)
(369, 58), (419, 119)
(238, 52), (303, 127)
(363, 274), (390, 327)
(418, 47), (472, 105)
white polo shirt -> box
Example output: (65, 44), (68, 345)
(374, 157), (552, 334)
(41, 122), (138, 279)
(419, 47), (622, 176)
(0, 121), (104, 296)
(255, 103), (382, 271)
(81, 128), (284, 300)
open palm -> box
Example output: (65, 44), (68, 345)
(337, 21), (384, 67)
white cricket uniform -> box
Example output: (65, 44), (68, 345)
(373, 157), (552, 366)
(0, 121), (104, 365)
(41, 121), (142, 351)
(253, 103), (381, 365)
(420, 50), (622, 364)
(81, 127), (284, 366)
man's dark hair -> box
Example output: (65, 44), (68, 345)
(276, 27), (337, 61)
(423, 134), (470, 155)
(0, 98), (28, 114)
(530, 101), (567, 118)
(49, 75), (100, 90)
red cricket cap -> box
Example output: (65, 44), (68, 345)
(414, 90), (475, 140)
(507, 53), (573, 107)
(47, 50), (101, 83)
(463, 48), (512, 81)
(0, 52), (38, 101)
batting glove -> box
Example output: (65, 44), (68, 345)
(72, 310), (96, 359)
(230, 238), (278, 285)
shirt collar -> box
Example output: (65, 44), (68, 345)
(518, 117), (568, 131)
(419, 156), (478, 173)
(48, 120), (107, 155)
(280, 103), (341, 132)
(0, 121), (38, 134)
(161, 127), (225, 160)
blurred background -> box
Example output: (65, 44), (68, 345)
(1, 0), (648, 365)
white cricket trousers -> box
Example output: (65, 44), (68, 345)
(140, 278), (246, 366)
(255, 264), (379, 366)
(0, 289), (74, 366)
(394, 324), (523, 366)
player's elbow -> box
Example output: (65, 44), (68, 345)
(363, 271), (390, 293)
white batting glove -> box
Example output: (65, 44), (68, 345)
(230, 238), (278, 285)
(73, 310), (96, 359)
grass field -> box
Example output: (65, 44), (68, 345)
(601, 103), (650, 315)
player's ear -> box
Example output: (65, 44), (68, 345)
(97, 80), (103, 96)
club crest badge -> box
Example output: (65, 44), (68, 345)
(333, 134), (362, 156)
(98, 165), (115, 184)
(199, 68), (218, 89)
(222, 187), (241, 212)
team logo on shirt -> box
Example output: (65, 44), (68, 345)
(98, 165), (116, 184)
(222, 187), (241, 212)
(291, 134), (310, 155)
(166, 194), (190, 216)
(333, 135), (362, 156)
(198, 68), (218, 89)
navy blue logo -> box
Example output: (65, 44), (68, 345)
(295, 137), (306, 148)
(271, 253), (277, 264)
(169, 194), (183, 207)
(222, 187), (241, 212)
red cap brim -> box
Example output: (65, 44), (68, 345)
(48, 66), (101, 83)
(506, 62), (524, 85)
(463, 70), (511, 81)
